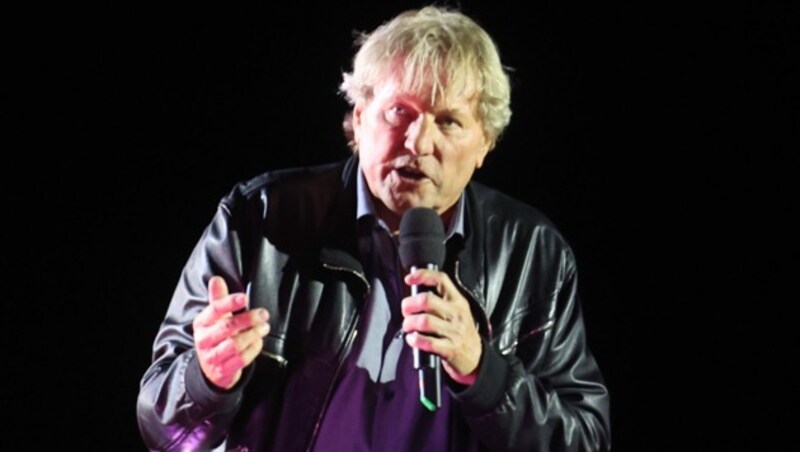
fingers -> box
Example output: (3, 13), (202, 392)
(194, 277), (248, 328)
(193, 276), (272, 389)
(402, 268), (482, 379)
(206, 333), (268, 389)
(402, 272), (446, 318)
(196, 308), (270, 350)
(403, 269), (457, 301)
(196, 314), (270, 390)
(404, 321), (481, 381)
(203, 321), (270, 367)
(401, 268), (460, 319)
(401, 267), (460, 345)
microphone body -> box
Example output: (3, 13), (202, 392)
(410, 264), (442, 411)
(398, 207), (447, 412)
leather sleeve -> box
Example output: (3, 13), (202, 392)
(453, 253), (611, 451)
(136, 199), (250, 451)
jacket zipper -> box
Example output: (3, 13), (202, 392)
(500, 319), (555, 355)
(305, 313), (359, 452)
(320, 263), (371, 293)
(259, 350), (289, 367)
(302, 261), (485, 450)
(305, 263), (369, 451)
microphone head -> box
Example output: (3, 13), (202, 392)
(398, 207), (446, 269)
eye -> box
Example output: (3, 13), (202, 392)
(384, 105), (413, 126)
(437, 116), (462, 129)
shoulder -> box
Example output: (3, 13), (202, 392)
(223, 159), (351, 207)
(467, 180), (560, 236)
(466, 181), (576, 266)
(221, 158), (354, 214)
(216, 157), (357, 253)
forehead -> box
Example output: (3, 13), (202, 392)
(371, 75), (480, 114)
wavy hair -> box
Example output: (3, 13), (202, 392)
(340, 6), (512, 151)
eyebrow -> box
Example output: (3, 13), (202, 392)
(387, 92), (476, 117)
(436, 107), (469, 116)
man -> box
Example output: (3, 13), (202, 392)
(137, 6), (611, 451)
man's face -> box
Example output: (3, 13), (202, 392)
(353, 77), (491, 227)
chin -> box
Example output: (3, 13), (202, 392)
(382, 199), (422, 217)
(383, 188), (440, 214)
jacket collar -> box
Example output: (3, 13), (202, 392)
(317, 156), (368, 288)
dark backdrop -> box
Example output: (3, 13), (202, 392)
(6, 1), (796, 450)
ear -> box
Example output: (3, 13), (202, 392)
(475, 137), (493, 169)
(352, 103), (365, 141)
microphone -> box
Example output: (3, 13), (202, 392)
(398, 207), (446, 412)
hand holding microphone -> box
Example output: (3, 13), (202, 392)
(398, 207), (483, 411)
(399, 207), (446, 411)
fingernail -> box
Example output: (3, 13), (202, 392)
(259, 309), (269, 321)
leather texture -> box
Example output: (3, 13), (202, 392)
(137, 156), (611, 451)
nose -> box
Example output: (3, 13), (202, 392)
(404, 114), (435, 156)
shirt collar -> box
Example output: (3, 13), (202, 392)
(356, 168), (464, 240)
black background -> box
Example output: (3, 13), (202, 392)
(5, 1), (796, 450)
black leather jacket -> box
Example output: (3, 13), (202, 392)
(137, 156), (611, 451)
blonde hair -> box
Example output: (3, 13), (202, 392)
(340, 6), (512, 150)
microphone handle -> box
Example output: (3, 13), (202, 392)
(411, 264), (442, 411)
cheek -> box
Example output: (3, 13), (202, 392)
(363, 127), (403, 156)
(445, 147), (483, 184)
(358, 140), (386, 179)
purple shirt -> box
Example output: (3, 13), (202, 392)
(312, 171), (465, 451)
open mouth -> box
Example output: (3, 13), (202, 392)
(395, 166), (426, 180)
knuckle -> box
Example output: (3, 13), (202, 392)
(418, 294), (429, 309)
(214, 365), (226, 379)
(227, 336), (239, 350)
(420, 316), (431, 330)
